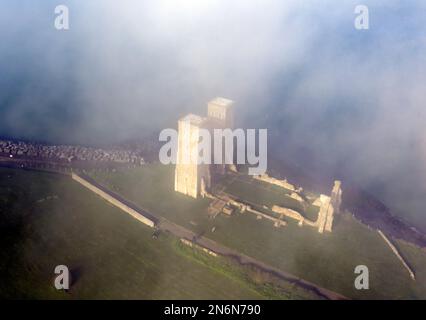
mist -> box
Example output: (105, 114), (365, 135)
(0, 0), (425, 230)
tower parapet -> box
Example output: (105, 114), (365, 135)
(207, 97), (234, 128)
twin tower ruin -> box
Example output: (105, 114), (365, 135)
(173, 97), (342, 234)
(174, 97), (234, 198)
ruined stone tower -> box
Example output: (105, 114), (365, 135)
(174, 98), (234, 198)
(315, 180), (342, 233)
(207, 97), (234, 128)
(207, 97), (234, 176)
(330, 180), (342, 212)
(174, 114), (211, 198)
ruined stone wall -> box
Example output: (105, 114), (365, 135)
(324, 205), (334, 232)
(288, 192), (304, 203)
(254, 174), (296, 191)
(313, 180), (342, 233)
(272, 205), (305, 225)
(246, 206), (287, 227)
(286, 192), (308, 210)
(330, 180), (342, 213)
(313, 194), (333, 233)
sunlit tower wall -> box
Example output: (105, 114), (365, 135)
(331, 180), (342, 213)
(207, 97), (235, 175)
(174, 114), (211, 198)
(207, 97), (234, 128)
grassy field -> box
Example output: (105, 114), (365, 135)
(0, 167), (273, 299)
(174, 240), (322, 300)
(89, 164), (426, 299)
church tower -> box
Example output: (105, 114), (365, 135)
(207, 97), (234, 128)
(174, 114), (211, 198)
(174, 98), (234, 198)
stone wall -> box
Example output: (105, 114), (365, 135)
(313, 194), (333, 233)
(245, 205), (287, 227)
(330, 180), (342, 213)
(378, 230), (415, 280)
(272, 205), (305, 226)
(311, 180), (342, 233)
(254, 174), (296, 191)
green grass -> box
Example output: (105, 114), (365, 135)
(89, 164), (426, 299)
(173, 239), (322, 300)
(219, 175), (320, 221)
(393, 240), (426, 299)
(224, 177), (303, 210)
(0, 168), (267, 299)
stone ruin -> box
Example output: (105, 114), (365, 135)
(173, 97), (343, 235)
(312, 180), (342, 233)
(174, 98), (234, 198)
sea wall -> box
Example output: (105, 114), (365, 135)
(71, 173), (156, 228)
(378, 229), (415, 280)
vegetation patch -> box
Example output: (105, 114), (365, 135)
(173, 238), (322, 300)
